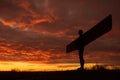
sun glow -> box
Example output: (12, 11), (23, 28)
(0, 61), (56, 71)
(0, 61), (119, 71)
(0, 61), (98, 71)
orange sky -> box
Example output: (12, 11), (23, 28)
(1, 61), (118, 71)
(0, 0), (120, 71)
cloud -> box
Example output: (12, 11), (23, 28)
(0, 0), (119, 65)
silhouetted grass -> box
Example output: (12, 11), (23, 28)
(91, 64), (107, 70)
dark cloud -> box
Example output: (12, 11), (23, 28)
(0, 0), (119, 65)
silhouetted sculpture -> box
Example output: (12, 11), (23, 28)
(78, 30), (84, 70)
(66, 15), (112, 71)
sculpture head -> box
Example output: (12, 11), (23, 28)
(78, 30), (83, 35)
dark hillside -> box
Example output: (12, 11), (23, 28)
(0, 70), (119, 80)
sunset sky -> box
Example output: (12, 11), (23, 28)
(0, 0), (120, 71)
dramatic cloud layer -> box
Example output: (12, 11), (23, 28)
(0, 0), (119, 65)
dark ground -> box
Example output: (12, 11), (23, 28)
(0, 70), (119, 80)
